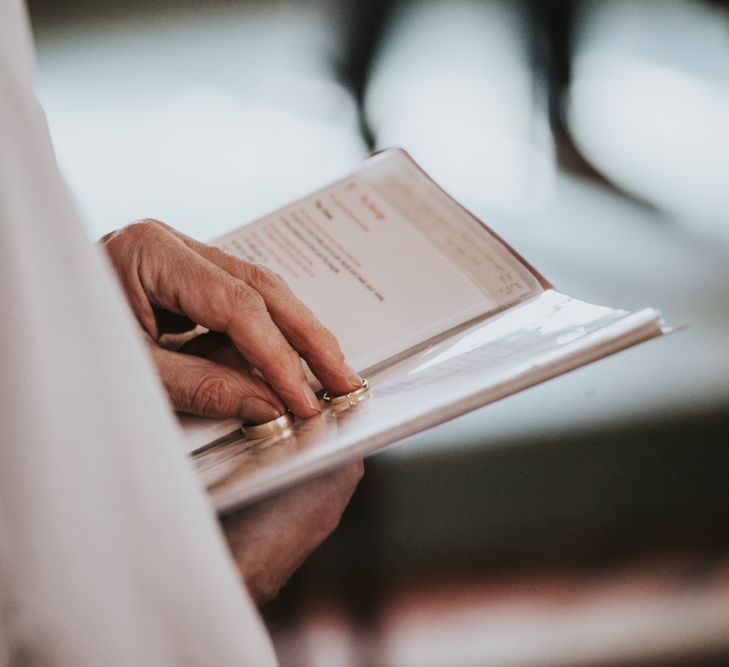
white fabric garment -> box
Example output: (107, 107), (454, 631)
(0, 2), (278, 665)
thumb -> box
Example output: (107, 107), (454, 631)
(150, 344), (286, 422)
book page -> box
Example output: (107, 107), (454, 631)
(362, 150), (544, 302)
(215, 149), (542, 373)
(192, 291), (663, 512)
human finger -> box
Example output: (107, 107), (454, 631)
(157, 224), (362, 395)
(150, 344), (285, 421)
(239, 262), (362, 393)
(128, 222), (323, 417)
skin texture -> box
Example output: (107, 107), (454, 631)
(222, 460), (364, 604)
(101, 219), (364, 603)
(101, 219), (362, 420)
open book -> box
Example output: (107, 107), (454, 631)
(181, 148), (666, 513)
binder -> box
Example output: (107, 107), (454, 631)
(176, 149), (667, 514)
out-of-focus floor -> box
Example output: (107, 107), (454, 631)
(27, 1), (729, 665)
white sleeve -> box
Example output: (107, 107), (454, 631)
(0, 2), (277, 665)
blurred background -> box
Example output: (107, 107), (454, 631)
(27, 0), (729, 665)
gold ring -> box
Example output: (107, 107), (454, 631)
(242, 413), (294, 439)
(322, 379), (370, 406)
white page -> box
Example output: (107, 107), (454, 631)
(216, 174), (485, 371)
(181, 150), (544, 453)
(192, 291), (664, 512)
(215, 150), (541, 372)
(361, 150), (543, 305)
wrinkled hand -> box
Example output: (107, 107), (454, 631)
(222, 460), (364, 604)
(101, 219), (362, 421)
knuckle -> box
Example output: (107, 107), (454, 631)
(125, 218), (165, 241)
(191, 374), (235, 415)
(230, 282), (266, 313)
(106, 219), (165, 253)
(247, 264), (286, 292)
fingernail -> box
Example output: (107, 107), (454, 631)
(240, 397), (282, 424)
(302, 382), (322, 413)
(344, 363), (363, 388)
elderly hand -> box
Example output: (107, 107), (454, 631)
(222, 460), (364, 604)
(101, 219), (362, 421)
